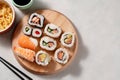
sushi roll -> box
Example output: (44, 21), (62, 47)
(18, 35), (38, 50)
(35, 50), (51, 66)
(14, 47), (35, 62)
(54, 48), (69, 64)
(32, 28), (42, 38)
(28, 13), (44, 28)
(40, 36), (57, 51)
(60, 32), (75, 47)
(23, 25), (32, 35)
(44, 23), (62, 38)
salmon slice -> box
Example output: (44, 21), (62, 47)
(14, 47), (35, 62)
(48, 42), (54, 48)
(58, 51), (64, 60)
(18, 35), (37, 50)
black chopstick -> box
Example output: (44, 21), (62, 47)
(0, 57), (33, 80)
(0, 59), (24, 80)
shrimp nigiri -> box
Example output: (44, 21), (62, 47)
(14, 47), (35, 62)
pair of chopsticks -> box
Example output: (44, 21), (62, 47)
(0, 57), (33, 80)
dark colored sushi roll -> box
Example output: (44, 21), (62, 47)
(28, 13), (45, 28)
(23, 25), (32, 35)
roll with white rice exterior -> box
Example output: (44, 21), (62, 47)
(35, 50), (51, 66)
(44, 23), (62, 38)
(60, 32), (75, 47)
(54, 48), (69, 64)
(40, 36), (57, 51)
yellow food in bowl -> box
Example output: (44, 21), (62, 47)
(0, 1), (13, 31)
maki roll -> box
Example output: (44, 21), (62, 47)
(40, 36), (57, 51)
(28, 13), (44, 28)
(54, 48), (69, 64)
(60, 32), (75, 47)
(44, 23), (62, 38)
(18, 35), (38, 50)
(35, 50), (51, 66)
(23, 25), (32, 35)
(32, 28), (42, 38)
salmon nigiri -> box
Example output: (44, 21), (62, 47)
(18, 35), (38, 50)
(14, 47), (35, 62)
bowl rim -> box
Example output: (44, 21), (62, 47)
(0, 0), (15, 33)
(12, 0), (33, 9)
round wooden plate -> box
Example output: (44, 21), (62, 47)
(12, 10), (78, 74)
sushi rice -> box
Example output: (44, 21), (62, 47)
(29, 37), (38, 47)
(54, 48), (69, 64)
(44, 23), (62, 38)
(35, 50), (51, 66)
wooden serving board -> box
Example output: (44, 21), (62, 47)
(12, 10), (78, 74)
